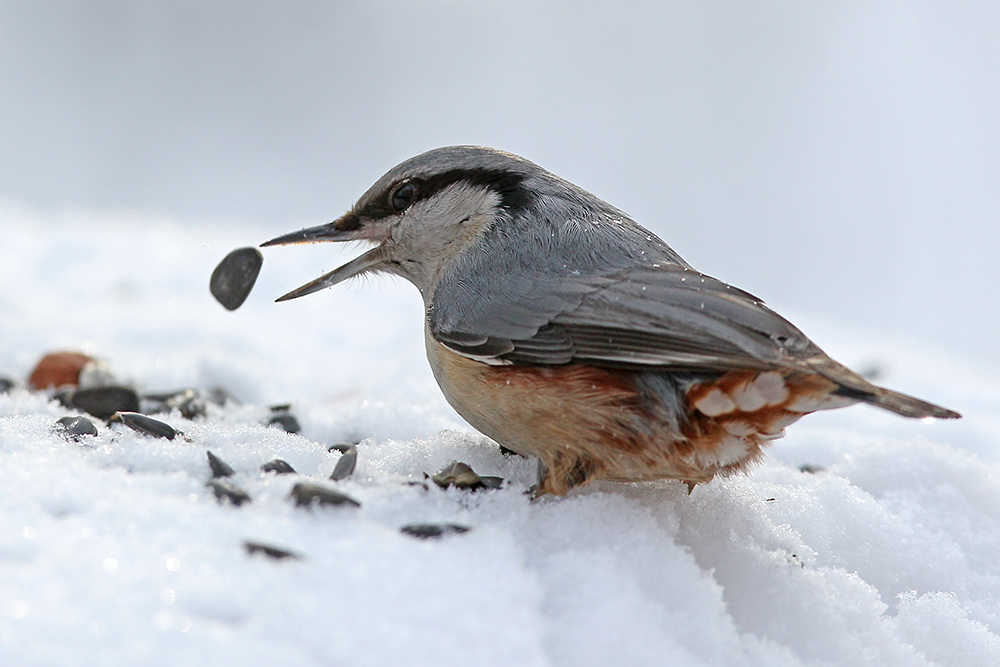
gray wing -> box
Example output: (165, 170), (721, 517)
(430, 264), (821, 372)
(429, 264), (961, 420)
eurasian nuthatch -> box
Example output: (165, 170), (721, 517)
(262, 146), (960, 496)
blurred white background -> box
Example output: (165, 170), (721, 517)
(1, 1), (997, 369)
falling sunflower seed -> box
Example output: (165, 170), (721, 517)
(210, 247), (263, 311)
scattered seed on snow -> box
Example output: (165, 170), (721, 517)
(54, 415), (99, 441)
(288, 482), (360, 508)
(329, 445), (357, 481)
(207, 480), (251, 506)
(400, 523), (471, 539)
(207, 450), (235, 478)
(260, 459), (296, 474)
(71, 386), (141, 420)
(243, 541), (301, 560)
(108, 411), (177, 440)
(431, 461), (501, 491)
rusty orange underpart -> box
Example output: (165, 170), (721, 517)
(427, 339), (848, 496)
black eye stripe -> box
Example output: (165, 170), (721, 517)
(359, 168), (532, 222)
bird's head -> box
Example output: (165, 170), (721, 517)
(261, 146), (541, 301)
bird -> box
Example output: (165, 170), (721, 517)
(261, 146), (960, 496)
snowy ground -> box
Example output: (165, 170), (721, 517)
(1, 207), (998, 666)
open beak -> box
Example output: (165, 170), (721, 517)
(260, 216), (384, 302)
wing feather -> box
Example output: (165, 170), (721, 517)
(431, 265), (819, 371)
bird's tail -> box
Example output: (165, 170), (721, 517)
(809, 357), (961, 420)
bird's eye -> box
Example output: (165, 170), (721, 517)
(390, 182), (416, 212)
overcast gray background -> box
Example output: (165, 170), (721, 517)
(1, 1), (997, 369)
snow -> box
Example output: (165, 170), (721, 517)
(1, 208), (997, 666)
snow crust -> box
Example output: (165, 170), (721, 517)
(1, 210), (997, 666)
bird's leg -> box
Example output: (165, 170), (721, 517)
(528, 459), (550, 499)
(531, 452), (596, 497)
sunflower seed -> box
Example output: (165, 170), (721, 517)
(260, 459), (296, 474)
(207, 480), (251, 506)
(329, 445), (357, 481)
(267, 405), (301, 433)
(54, 415), (98, 441)
(143, 389), (206, 420)
(71, 386), (140, 419)
(400, 523), (471, 539)
(288, 482), (360, 508)
(108, 411), (176, 440)
(431, 461), (500, 491)
(207, 451), (235, 478)
(243, 541), (300, 560)
(210, 247), (263, 311)
(479, 476), (504, 489)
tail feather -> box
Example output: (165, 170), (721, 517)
(809, 357), (961, 420)
(834, 383), (962, 420)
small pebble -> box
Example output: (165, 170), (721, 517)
(108, 411), (177, 440)
(798, 464), (826, 474)
(400, 523), (472, 539)
(261, 459), (296, 474)
(329, 445), (357, 481)
(0, 377), (16, 393)
(207, 480), (251, 506)
(71, 386), (141, 420)
(431, 461), (500, 491)
(243, 541), (300, 560)
(54, 415), (98, 441)
(210, 247), (263, 311)
(27, 351), (93, 390)
(288, 482), (360, 508)
(207, 451), (235, 478)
